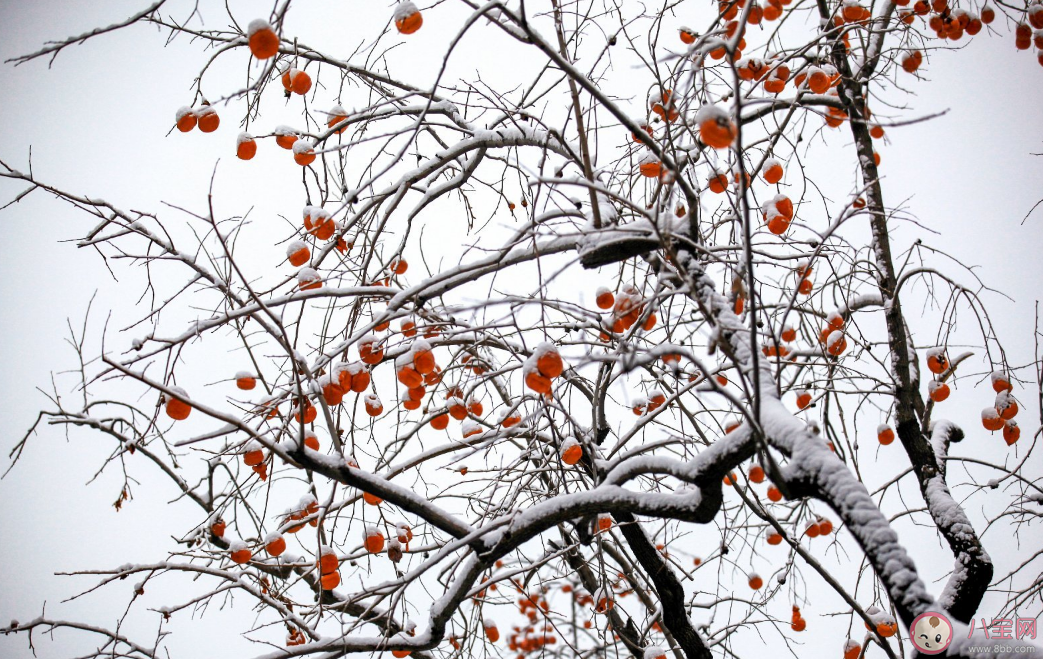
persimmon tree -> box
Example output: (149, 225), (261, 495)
(2, 1), (1042, 658)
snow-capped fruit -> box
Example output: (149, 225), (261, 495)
(304, 208), (335, 241)
(748, 573), (763, 589)
(333, 362), (369, 395)
(275, 126), (298, 149)
(844, 639), (862, 659)
(230, 541), (252, 564)
(877, 424), (895, 445)
(864, 606), (898, 638)
(243, 440), (265, 466)
(235, 371), (256, 390)
(826, 330), (847, 356)
(763, 158), (784, 183)
(842, 0), (869, 21)
(328, 105), (349, 134)
(697, 105), (737, 149)
(359, 337), (384, 365)
(281, 68), (312, 95)
(166, 388), (192, 420)
(395, 1), (423, 34)
(364, 526), (385, 553)
(236, 132), (257, 160)
(925, 348), (948, 374)
(638, 151), (662, 178)
(802, 66), (830, 94)
(247, 19), (280, 59)
(397, 364), (423, 388)
(292, 141), (316, 166)
(766, 530), (783, 545)
(595, 287), (614, 309)
(763, 194), (794, 234)
(826, 310), (845, 331)
(995, 391), (1018, 420)
(560, 438), (582, 465)
(796, 389), (812, 410)
(928, 380), (950, 402)
(318, 546), (339, 574)
(500, 409), (522, 427)
(635, 397), (652, 415)
(265, 533), (286, 557)
(210, 517), (226, 537)
(990, 370), (1012, 392)
(649, 88), (680, 122)
(483, 619), (499, 642)
(766, 214), (790, 235)
(286, 240), (310, 267)
(196, 106), (219, 133)
(1003, 420), (1020, 445)
(175, 107), (196, 132)
(412, 347), (435, 376)
(763, 67), (787, 92)
(981, 407), (1003, 431)
(767, 485), (783, 502)
(707, 169), (729, 194)
(737, 56), (768, 81)
(536, 345), (564, 379)
(297, 267), (322, 290)
(446, 396), (467, 420)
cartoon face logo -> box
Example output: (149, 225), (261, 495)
(910, 611), (953, 655)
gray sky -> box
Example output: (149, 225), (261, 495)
(1, 1), (1041, 658)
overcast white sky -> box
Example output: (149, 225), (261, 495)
(0, 1), (1041, 658)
